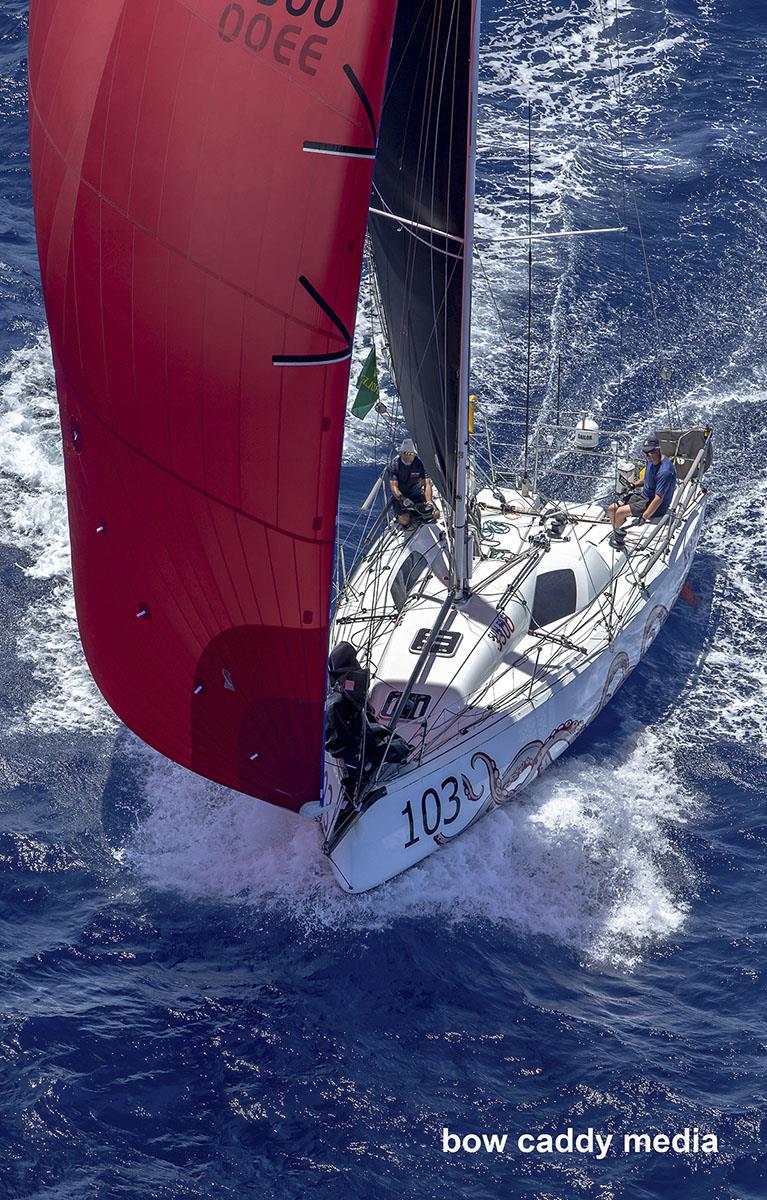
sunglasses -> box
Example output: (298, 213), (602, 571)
(644, 448), (660, 456)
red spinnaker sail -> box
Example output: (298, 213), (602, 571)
(28, 0), (396, 809)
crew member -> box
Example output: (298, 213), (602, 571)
(389, 438), (435, 526)
(324, 642), (369, 775)
(324, 643), (409, 800)
(608, 435), (677, 547)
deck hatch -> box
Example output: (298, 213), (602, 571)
(531, 568), (578, 629)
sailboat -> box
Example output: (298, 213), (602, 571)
(28, 1), (711, 893)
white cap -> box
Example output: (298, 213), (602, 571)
(399, 438), (416, 455)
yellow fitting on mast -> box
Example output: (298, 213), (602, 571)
(468, 394), (477, 434)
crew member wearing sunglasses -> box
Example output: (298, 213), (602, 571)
(608, 435), (677, 548)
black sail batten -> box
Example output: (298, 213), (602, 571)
(369, 0), (471, 507)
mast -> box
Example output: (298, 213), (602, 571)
(454, 0), (481, 595)
(524, 102), (533, 490)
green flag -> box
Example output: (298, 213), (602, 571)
(352, 346), (379, 419)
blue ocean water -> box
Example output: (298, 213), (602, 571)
(1, 1), (765, 1197)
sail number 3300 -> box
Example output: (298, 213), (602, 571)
(403, 777), (461, 848)
(219, 1), (342, 77)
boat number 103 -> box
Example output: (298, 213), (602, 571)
(403, 777), (461, 847)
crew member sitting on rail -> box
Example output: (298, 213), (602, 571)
(324, 642), (409, 802)
(389, 438), (436, 526)
(608, 435), (677, 547)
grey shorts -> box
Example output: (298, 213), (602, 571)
(628, 492), (649, 517)
(627, 491), (666, 520)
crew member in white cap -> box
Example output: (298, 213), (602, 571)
(389, 438), (435, 526)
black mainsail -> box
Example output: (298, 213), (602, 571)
(369, 0), (475, 511)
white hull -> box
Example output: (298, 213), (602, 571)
(321, 489), (705, 893)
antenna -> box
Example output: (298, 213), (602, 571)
(556, 354), (562, 425)
(523, 101), (533, 491)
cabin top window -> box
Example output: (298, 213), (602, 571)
(391, 551), (429, 612)
(530, 568), (578, 629)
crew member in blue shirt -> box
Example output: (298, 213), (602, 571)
(389, 438), (435, 526)
(608, 435), (677, 545)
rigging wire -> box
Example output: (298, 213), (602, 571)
(477, 250), (514, 349)
(595, 0), (681, 430)
(611, 0), (629, 415)
(633, 195), (679, 428)
(334, 241), (419, 804)
(524, 100), (533, 487)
